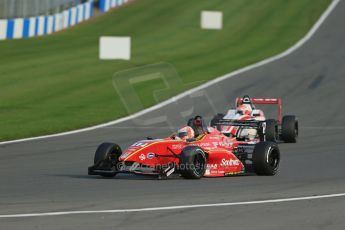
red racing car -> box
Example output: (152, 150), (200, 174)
(88, 116), (280, 179)
(211, 95), (298, 143)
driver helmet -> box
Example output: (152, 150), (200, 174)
(237, 104), (252, 115)
(177, 126), (195, 140)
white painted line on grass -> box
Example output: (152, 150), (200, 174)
(1, 193), (344, 218)
(0, 0), (340, 146)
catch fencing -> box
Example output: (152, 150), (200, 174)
(0, 0), (130, 40)
(0, 0), (94, 40)
(0, 0), (88, 19)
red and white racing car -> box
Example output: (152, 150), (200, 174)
(211, 95), (298, 143)
(88, 116), (280, 179)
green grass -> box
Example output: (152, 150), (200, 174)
(0, 0), (331, 141)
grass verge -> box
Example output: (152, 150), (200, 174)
(0, 0), (331, 140)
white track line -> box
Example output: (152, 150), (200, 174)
(105, 126), (345, 130)
(302, 126), (345, 130)
(0, 0), (340, 146)
(1, 193), (344, 218)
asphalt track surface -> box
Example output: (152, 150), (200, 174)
(1, 1), (345, 229)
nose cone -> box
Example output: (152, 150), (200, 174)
(118, 140), (157, 161)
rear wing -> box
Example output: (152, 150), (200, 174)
(236, 97), (282, 124)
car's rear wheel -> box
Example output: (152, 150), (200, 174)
(94, 142), (122, 177)
(252, 142), (280, 176)
(179, 146), (206, 179)
(281, 115), (298, 143)
(265, 119), (278, 142)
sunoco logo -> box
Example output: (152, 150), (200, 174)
(220, 159), (240, 166)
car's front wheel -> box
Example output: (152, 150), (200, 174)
(93, 142), (122, 177)
(179, 146), (207, 179)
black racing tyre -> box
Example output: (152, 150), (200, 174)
(265, 119), (278, 142)
(179, 146), (207, 179)
(210, 113), (224, 130)
(252, 142), (280, 176)
(281, 115), (298, 143)
(94, 142), (122, 177)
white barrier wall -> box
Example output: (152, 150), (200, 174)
(0, 0), (94, 40)
(0, 20), (7, 40)
(13, 18), (24, 39)
(99, 0), (129, 13)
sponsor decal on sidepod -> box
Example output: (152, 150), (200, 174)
(139, 154), (146, 161)
(206, 163), (218, 169)
(147, 152), (155, 159)
(220, 159), (240, 166)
